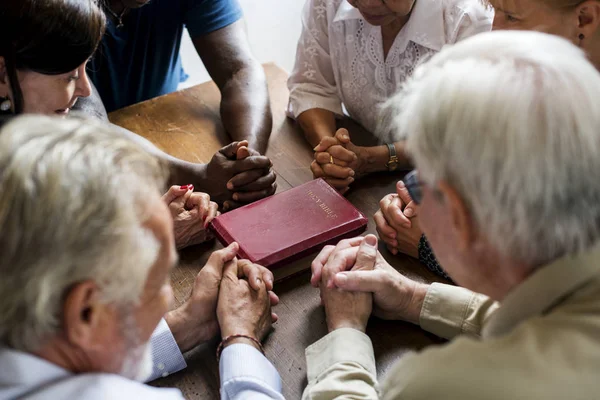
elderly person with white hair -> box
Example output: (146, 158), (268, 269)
(0, 116), (284, 399)
(304, 30), (600, 399)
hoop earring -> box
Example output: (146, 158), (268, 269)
(0, 97), (12, 114)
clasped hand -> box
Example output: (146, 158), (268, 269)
(166, 242), (279, 353)
(311, 129), (366, 194)
(207, 140), (277, 211)
(374, 180), (422, 258)
(311, 235), (424, 327)
(162, 185), (219, 250)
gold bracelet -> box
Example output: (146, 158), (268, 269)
(216, 334), (264, 362)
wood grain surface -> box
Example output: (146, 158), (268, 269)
(109, 63), (447, 399)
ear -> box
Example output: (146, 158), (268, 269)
(437, 181), (476, 252)
(62, 281), (114, 350)
(577, 1), (600, 41)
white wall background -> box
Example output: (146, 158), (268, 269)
(179, 0), (305, 89)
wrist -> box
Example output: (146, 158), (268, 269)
(360, 145), (390, 174)
(165, 302), (209, 353)
(326, 318), (367, 333)
(223, 336), (263, 353)
(404, 282), (430, 325)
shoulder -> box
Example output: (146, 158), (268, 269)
(32, 373), (184, 400)
(302, 0), (345, 20)
(443, 0), (493, 24)
(381, 316), (600, 400)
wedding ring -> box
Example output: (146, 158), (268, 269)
(330, 155), (335, 165)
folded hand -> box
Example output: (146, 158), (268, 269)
(162, 185), (219, 249)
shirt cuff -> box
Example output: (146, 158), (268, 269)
(305, 328), (375, 383)
(147, 319), (187, 382)
(219, 343), (283, 398)
(419, 283), (480, 339)
(287, 92), (344, 120)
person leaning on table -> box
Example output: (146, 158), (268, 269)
(304, 30), (600, 399)
(0, 116), (284, 400)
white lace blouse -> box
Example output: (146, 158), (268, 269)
(288, 0), (493, 136)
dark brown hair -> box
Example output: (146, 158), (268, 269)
(0, 0), (106, 113)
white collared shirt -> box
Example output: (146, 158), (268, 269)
(0, 319), (283, 400)
(288, 0), (493, 135)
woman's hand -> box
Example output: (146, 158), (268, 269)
(217, 258), (277, 348)
(374, 181), (421, 258)
(162, 185), (219, 250)
(311, 129), (369, 193)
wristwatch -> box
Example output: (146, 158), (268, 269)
(386, 143), (399, 171)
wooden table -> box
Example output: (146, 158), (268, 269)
(110, 63), (446, 399)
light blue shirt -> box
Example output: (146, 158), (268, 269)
(0, 319), (284, 399)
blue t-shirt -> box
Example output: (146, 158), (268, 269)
(88, 0), (243, 112)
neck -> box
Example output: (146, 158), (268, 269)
(34, 336), (100, 375)
(381, 15), (410, 40)
(107, 0), (126, 15)
(458, 243), (536, 302)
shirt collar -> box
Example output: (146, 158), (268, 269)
(483, 242), (600, 338)
(0, 347), (71, 396)
(333, 0), (446, 51)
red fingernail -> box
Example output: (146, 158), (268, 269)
(180, 185), (189, 190)
(202, 216), (206, 222)
(188, 185), (194, 191)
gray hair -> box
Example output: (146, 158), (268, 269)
(388, 30), (600, 266)
(0, 115), (168, 352)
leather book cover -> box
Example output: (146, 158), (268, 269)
(209, 178), (368, 276)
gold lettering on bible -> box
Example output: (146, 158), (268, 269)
(307, 190), (338, 219)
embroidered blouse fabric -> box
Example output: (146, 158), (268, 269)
(288, 0), (493, 136)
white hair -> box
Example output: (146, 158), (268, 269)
(0, 115), (168, 352)
(388, 30), (600, 266)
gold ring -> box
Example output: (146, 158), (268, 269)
(330, 155), (335, 165)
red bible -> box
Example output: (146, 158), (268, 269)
(209, 178), (368, 276)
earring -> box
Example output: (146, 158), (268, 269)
(0, 97), (12, 113)
(579, 33), (585, 40)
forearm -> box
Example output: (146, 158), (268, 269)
(419, 283), (500, 340)
(220, 64), (272, 154)
(297, 108), (337, 148)
(110, 124), (215, 196)
(303, 328), (378, 400)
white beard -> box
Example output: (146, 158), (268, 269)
(118, 312), (155, 382)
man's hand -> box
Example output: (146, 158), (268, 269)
(162, 185), (219, 249)
(217, 259), (277, 351)
(164, 243), (277, 353)
(312, 235), (428, 324)
(205, 141), (277, 210)
(318, 235), (379, 333)
(374, 180), (422, 257)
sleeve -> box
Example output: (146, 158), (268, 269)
(219, 344), (284, 400)
(302, 328), (379, 400)
(146, 319), (187, 382)
(420, 283), (500, 340)
(287, 0), (343, 119)
(418, 235), (452, 281)
(453, 2), (493, 42)
(183, 0), (243, 38)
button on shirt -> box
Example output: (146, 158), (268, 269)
(287, 0), (492, 135)
(88, 0), (243, 112)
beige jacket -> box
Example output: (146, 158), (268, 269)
(303, 244), (600, 399)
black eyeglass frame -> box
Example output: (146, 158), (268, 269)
(402, 170), (422, 205)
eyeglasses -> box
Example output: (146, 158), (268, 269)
(402, 170), (422, 205)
